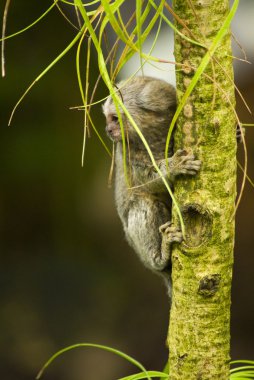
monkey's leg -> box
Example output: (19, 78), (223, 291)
(145, 220), (183, 271)
(126, 199), (178, 272)
(159, 222), (183, 260)
(159, 222), (183, 268)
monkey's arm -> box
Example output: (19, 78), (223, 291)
(132, 149), (201, 193)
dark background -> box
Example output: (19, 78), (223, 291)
(0, 2), (253, 379)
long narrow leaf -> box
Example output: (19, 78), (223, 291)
(118, 370), (168, 380)
(76, 0), (185, 230)
(36, 343), (150, 380)
(0, 0), (58, 43)
(60, 0), (101, 6)
(136, 0), (143, 75)
(231, 361), (254, 366)
(148, 0), (205, 48)
(8, 24), (86, 125)
(101, 0), (133, 46)
(114, 0), (165, 76)
(231, 366), (254, 374)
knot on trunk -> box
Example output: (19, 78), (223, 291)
(182, 203), (212, 248)
(198, 274), (221, 297)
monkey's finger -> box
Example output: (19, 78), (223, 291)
(167, 232), (183, 243)
(179, 169), (199, 175)
(159, 221), (172, 233)
(183, 159), (201, 167)
(180, 154), (195, 163)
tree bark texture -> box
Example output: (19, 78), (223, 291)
(168, 1), (236, 379)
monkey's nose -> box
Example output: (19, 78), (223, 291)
(105, 125), (115, 140)
(105, 124), (121, 141)
(106, 125), (113, 134)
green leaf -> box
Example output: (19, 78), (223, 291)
(0, 0), (58, 42)
(9, 24), (86, 125)
(118, 370), (168, 380)
(36, 343), (151, 380)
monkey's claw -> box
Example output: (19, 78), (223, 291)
(159, 222), (183, 244)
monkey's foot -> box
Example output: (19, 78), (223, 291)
(150, 222), (183, 271)
(159, 221), (183, 244)
(171, 149), (201, 176)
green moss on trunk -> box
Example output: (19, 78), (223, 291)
(168, 1), (236, 379)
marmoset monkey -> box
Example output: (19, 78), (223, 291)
(103, 76), (201, 290)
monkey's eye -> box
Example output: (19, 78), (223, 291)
(112, 115), (118, 123)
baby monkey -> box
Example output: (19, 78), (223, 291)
(103, 76), (201, 289)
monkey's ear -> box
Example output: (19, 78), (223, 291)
(136, 80), (176, 113)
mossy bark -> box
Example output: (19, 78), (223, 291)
(168, 1), (236, 379)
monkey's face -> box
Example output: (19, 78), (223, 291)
(103, 97), (120, 142)
(105, 113), (122, 142)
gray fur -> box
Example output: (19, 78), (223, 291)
(103, 76), (201, 292)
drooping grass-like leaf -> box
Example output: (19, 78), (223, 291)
(113, 0), (164, 77)
(148, 0), (205, 49)
(118, 371), (168, 380)
(1, 0), (58, 43)
(35, 340), (254, 380)
(75, 0), (186, 229)
(74, 0), (130, 184)
(136, 0), (144, 75)
(4, 0), (246, 231)
(8, 24), (86, 126)
(230, 361), (254, 379)
(36, 343), (152, 380)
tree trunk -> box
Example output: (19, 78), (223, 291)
(168, 1), (236, 379)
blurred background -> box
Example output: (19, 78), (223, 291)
(0, 1), (253, 379)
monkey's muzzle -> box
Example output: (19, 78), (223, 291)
(105, 124), (122, 142)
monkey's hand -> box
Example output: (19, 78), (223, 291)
(161, 149), (201, 180)
(132, 150), (201, 192)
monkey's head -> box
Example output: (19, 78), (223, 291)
(103, 76), (176, 144)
